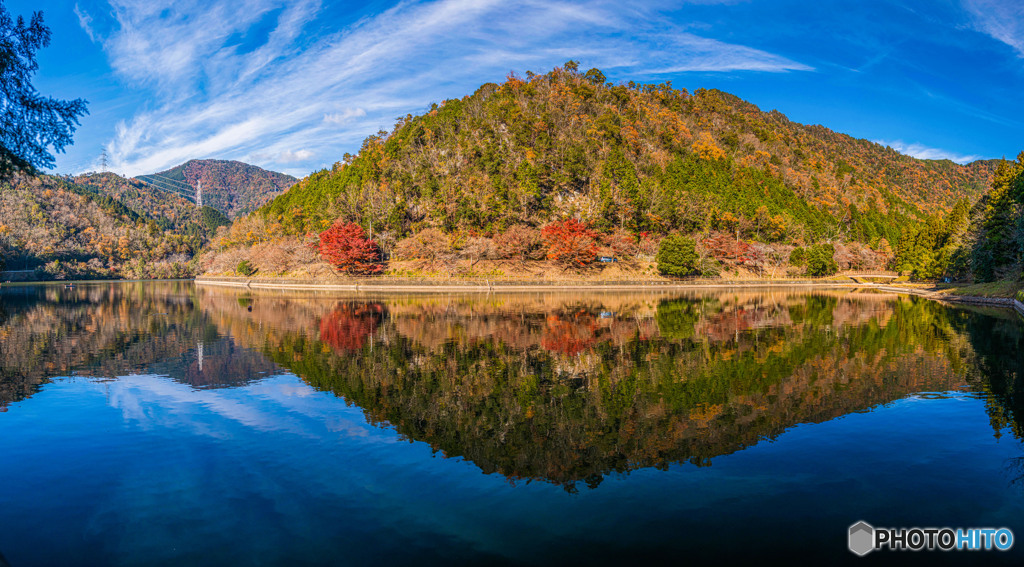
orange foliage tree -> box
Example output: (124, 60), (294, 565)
(541, 218), (598, 269)
(316, 221), (384, 274)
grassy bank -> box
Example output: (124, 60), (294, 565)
(926, 280), (1023, 299)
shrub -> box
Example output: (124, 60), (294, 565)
(393, 228), (451, 261)
(702, 232), (753, 268)
(237, 259), (256, 276)
(250, 238), (318, 274)
(316, 221), (384, 275)
(601, 228), (639, 258)
(493, 225), (544, 260)
(656, 234), (700, 277)
(541, 218), (598, 269)
(637, 232), (659, 257)
(805, 243), (838, 277)
(789, 247), (806, 266)
(461, 237), (496, 262)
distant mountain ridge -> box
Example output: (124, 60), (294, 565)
(143, 159), (297, 219)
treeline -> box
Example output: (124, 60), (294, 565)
(0, 173), (228, 279)
(893, 154), (1024, 282)
(206, 63), (1000, 278)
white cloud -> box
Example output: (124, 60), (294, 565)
(876, 139), (985, 164)
(963, 0), (1024, 57)
(278, 149), (314, 162)
(90, 0), (813, 176)
(324, 108), (367, 126)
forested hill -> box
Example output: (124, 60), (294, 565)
(142, 159), (297, 219)
(257, 65), (996, 247)
(74, 171), (206, 229)
(0, 173), (228, 279)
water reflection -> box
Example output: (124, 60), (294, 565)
(2, 283), (1023, 492)
(0, 282), (278, 410)
(198, 286), (1010, 491)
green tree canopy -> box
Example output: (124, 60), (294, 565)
(656, 234), (700, 277)
(806, 243), (838, 277)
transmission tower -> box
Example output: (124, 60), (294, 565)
(100, 149), (108, 172)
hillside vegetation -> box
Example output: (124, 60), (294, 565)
(141, 159), (297, 219)
(74, 172), (213, 229)
(207, 64), (1003, 280)
(0, 173), (227, 279)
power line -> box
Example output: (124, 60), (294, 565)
(135, 176), (195, 202)
(141, 172), (194, 190)
(143, 172), (204, 208)
(136, 176), (193, 197)
(138, 176), (189, 194)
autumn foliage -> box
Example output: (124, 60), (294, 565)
(541, 311), (599, 356)
(316, 221), (384, 275)
(541, 218), (598, 269)
(319, 303), (386, 352)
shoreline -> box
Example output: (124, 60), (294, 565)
(193, 274), (872, 293)
(193, 275), (1024, 317)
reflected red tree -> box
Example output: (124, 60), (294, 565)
(319, 303), (387, 352)
(541, 310), (600, 356)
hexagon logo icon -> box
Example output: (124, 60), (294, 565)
(849, 521), (875, 556)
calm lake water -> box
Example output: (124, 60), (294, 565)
(1, 281), (1023, 566)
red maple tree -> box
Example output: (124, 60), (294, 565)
(541, 218), (598, 269)
(702, 232), (753, 266)
(316, 222), (384, 275)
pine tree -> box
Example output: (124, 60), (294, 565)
(0, 6), (87, 179)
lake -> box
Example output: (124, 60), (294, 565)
(1, 281), (1023, 565)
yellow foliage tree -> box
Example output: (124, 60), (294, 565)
(691, 131), (726, 161)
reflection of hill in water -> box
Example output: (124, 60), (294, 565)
(199, 287), (995, 491)
(7, 283), (1021, 490)
(962, 309), (1024, 436)
(0, 282), (278, 408)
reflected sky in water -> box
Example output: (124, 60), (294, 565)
(1, 282), (1023, 565)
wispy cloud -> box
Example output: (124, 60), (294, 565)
(74, 3), (98, 42)
(963, 0), (1024, 56)
(91, 0), (814, 176)
(875, 139), (985, 164)
(637, 34), (812, 73)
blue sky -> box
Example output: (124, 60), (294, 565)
(9, 0), (1024, 177)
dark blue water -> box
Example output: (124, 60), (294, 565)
(1, 282), (1023, 565)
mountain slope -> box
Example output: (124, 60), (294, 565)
(73, 171), (207, 229)
(140, 159), (297, 219)
(0, 173), (226, 279)
(256, 65), (995, 249)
